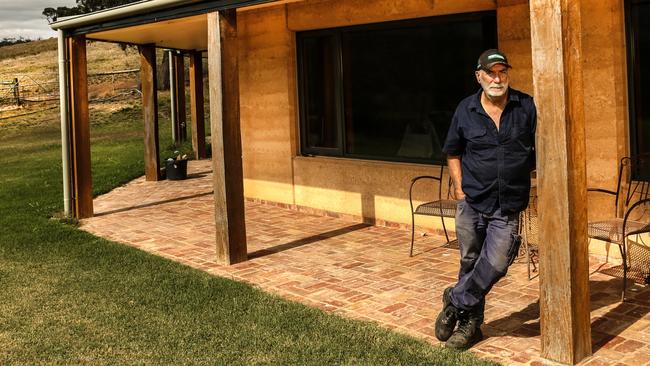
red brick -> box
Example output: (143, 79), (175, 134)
(379, 303), (407, 314)
(614, 339), (645, 353)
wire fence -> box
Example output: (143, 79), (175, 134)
(0, 69), (141, 107)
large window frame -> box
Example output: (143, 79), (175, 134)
(296, 12), (497, 165)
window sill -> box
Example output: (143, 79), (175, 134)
(293, 154), (443, 169)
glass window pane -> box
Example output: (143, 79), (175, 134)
(297, 13), (496, 163)
(630, 1), (650, 179)
(300, 35), (340, 150)
(341, 16), (495, 163)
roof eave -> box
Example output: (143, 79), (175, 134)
(50, 0), (205, 31)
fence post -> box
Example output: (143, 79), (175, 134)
(12, 78), (21, 106)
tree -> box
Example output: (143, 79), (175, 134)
(43, 0), (139, 23)
(43, 6), (83, 23)
(76, 0), (141, 13)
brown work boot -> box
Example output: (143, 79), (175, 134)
(445, 309), (483, 350)
(434, 287), (458, 341)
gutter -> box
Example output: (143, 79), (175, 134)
(50, 0), (279, 33)
(50, 0), (202, 30)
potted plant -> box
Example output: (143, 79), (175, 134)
(165, 151), (188, 180)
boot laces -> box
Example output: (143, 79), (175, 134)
(456, 315), (479, 336)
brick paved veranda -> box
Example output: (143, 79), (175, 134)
(81, 160), (650, 366)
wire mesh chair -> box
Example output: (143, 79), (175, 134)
(520, 192), (539, 280)
(409, 164), (458, 256)
(587, 153), (650, 301)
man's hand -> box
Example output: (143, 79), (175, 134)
(447, 155), (464, 200)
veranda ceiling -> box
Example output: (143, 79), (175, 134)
(87, 14), (208, 51)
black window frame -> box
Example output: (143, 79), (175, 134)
(296, 11), (498, 165)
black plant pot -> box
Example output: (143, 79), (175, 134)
(166, 159), (188, 180)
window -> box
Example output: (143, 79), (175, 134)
(627, 0), (650, 179)
(297, 12), (497, 164)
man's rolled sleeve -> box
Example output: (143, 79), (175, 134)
(442, 112), (464, 156)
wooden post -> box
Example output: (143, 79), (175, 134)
(189, 51), (206, 159)
(12, 78), (21, 106)
(67, 35), (93, 218)
(173, 52), (187, 142)
(208, 10), (247, 265)
(530, 0), (591, 364)
(139, 44), (161, 181)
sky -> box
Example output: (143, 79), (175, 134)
(0, 0), (78, 40)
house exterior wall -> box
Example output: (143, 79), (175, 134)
(237, 0), (629, 245)
(239, 7), (297, 205)
(581, 0), (628, 220)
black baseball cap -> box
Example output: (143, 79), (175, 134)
(476, 49), (512, 71)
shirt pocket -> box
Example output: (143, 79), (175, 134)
(464, 126), (490, 149)
(464, 126), (487, 140)
(511, 121), (533, 147)
(510, 113), (532, 140)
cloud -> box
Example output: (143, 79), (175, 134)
(0, 0), (78, 40)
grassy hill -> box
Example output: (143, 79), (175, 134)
(0, 39), (142, 121)
(0, 38), (139, 74)
(0, 37), (58, 61)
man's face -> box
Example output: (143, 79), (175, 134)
(476, 64), (510, 98)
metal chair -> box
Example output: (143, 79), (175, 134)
(520, 193), (539, 280)
(587, 153), (650, 301)
(409, 164), (458, 256)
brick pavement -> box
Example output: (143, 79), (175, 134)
(81, 160), (650, 366)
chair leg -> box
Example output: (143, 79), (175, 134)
(441, 216), (450, 244)
(621, 241), (628, 302)
(524, 238), (532, 280)
(410, 212), (416, 257)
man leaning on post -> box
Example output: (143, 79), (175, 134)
(435, 49), (537, 350)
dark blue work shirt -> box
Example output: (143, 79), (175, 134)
(442, 88), (536, 214)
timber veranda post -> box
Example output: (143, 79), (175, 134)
(530, 0), (592, 364)
(207, 10), (247, 265)
(139, 44), (161, 182)
(67, 35), (93, 219)
(189, 51), (206, 160)
(173, 52), (187, 143)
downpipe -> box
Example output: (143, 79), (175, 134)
(57, 29), (72, 216)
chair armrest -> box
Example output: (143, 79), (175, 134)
(410, 175), (440, 184)
(587, 188), (617, 196)
(588, 188), (618, 217)
(409, 175), (441, 213)
(623, 198), (650, 236)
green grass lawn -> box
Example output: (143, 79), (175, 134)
(0, 100), (498, 365)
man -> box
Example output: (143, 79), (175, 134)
(435, 49), (536, 350)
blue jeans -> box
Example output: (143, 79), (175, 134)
(450, 200), (521, 311)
